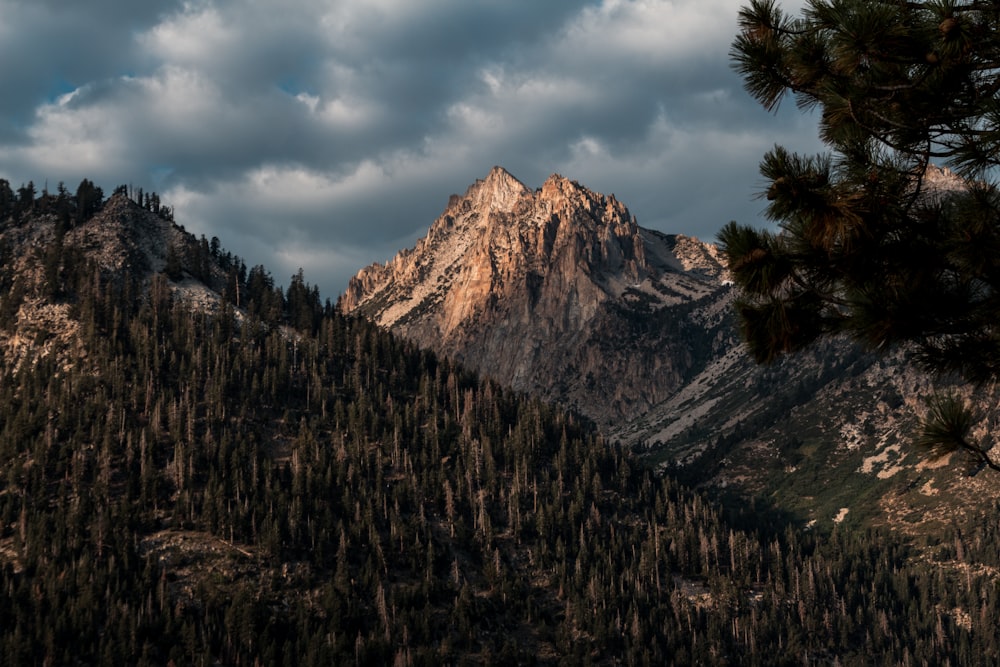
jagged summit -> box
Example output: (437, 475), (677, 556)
(458, 166), (532, 214)
(70, 191), (183, 275)
(342, 168), (729, 422)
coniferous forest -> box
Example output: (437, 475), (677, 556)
(1, 185), (1000, 664)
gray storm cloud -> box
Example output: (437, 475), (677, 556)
(0, 0), (819, 297)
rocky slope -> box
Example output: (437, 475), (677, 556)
(621, 330), (1000, 531)
(341, 167), (731, 425)
(0, 191), (233, 371)
(342, 166), (1000, 538)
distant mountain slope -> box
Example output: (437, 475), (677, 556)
(625, 332), (1000, 531)
(342, 167), (1000, 540)
(613, 165), (1000, 531)
(341, 167), (731, 425)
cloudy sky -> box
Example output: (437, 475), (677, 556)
(0, 0), (820, 298)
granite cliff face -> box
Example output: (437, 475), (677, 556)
(341, 167), (731, 424)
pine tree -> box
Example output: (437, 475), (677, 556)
(721, 0), (1000, 464)
(164, 243), (184, 281)
(74, 179), (103, 222)
(723, 0), (1000, 374)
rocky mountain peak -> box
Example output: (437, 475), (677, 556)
(341, 168), (730, 422)
(538, 173), (635, 235)
(70, 191), (178, 274)
(458, 165), (532, 214)
(920, 163), (967, 203)
(539, 172), (581, 201)
(671, 234), (730, 281)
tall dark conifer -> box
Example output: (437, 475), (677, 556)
(722, 0), (1000, 466)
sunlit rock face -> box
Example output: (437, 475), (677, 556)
(341, 167), (731, 424)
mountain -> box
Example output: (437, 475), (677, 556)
(3, 179), (1000, 664)
(341, 166), (731, 425)
(618, 164), (1000, 531)
(343, 167), (1000, 536)
(0, 189), (243, 370)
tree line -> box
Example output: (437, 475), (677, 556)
(0, 192), (998, 664)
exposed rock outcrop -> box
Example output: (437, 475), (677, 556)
(0, 192), (229, 371)
(341, 167), (731, 424)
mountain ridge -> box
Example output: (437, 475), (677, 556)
(0, 190), (240, 372)
(341, 167), (730, 423)
(342, 167), (1000, 540)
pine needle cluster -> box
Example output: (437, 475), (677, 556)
(722, 0), (1000, 468)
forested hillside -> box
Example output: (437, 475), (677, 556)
(1, 183), (999, 664)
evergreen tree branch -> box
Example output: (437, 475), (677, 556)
(918, 393), (1000, 472)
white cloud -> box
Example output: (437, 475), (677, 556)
(563, 0), (739, 66)
(0, 0), (828, 297)
(163, 159), (418, 290)
(553, 105), (820, 239)
(18, 85), (128, 175)
(140, 2), (238, 66)
(133, 67), (225, 130)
